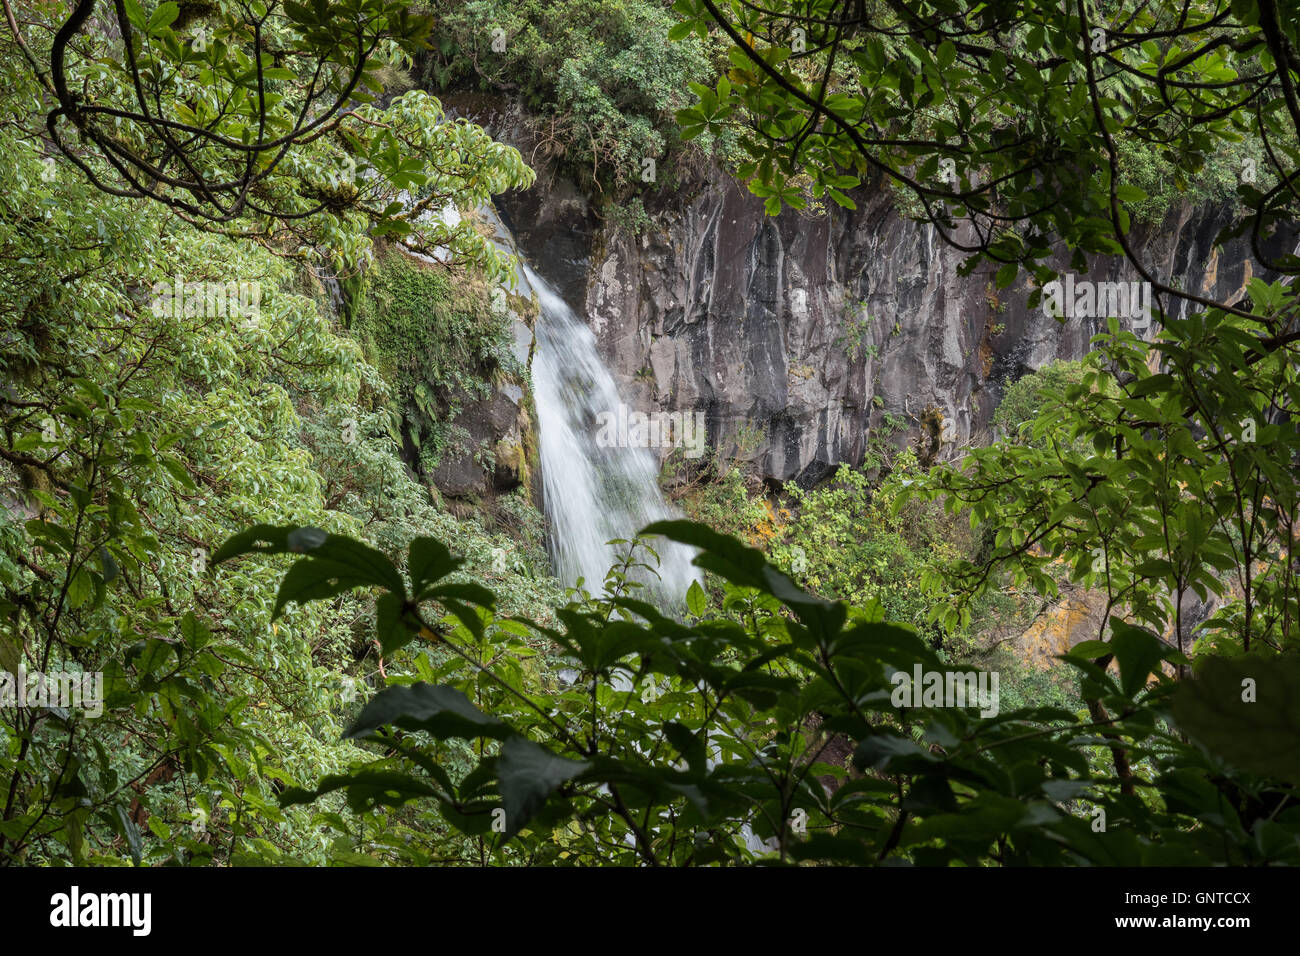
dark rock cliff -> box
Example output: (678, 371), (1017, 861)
(576, 180), (1259, 486)
(452, 95), (1266, 488)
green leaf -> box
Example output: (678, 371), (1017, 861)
(147, 2), (179, 34)
(344, 683), (510, 741)
(1173, 654), (1300, 785)
(1108, 620), (1167, 698)
(901, 793), (1037, 845)
(215, 528), (407, 616)
(287, 527), (327, 551)
(160, 456), (195, 489)
(427, 581), (495, 609)
(408, 536), (459, 595)
(664, 722), (707, 773)
(1065, 640), (1111, 660)
(122, 0), (146, 31)
(179, 611), (211, 650)
(99, 546), (119, 583)
(853, 731), (938, 772)
(641, 520), (830, 612)
(1115, 184), (1148, 204)
(497, 736), (590, 838)
(67, 568), (95, 610)
(685, 579), (706, 617)
(211, 524), (295, 565)
(374, 591), (416, 657)
(827, 188), (857, 210)
(135, 638), (175, 676)
(667, 21), (694, 42)
(280, 770), (443, 813)
(1129, 373), (1175, 397)
(272, 536), (405, 618)
(114, 805), (143, 866)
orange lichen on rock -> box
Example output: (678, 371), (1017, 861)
(1017, 589), (1109, 671)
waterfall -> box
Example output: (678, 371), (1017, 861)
(313, 266), (345, 318)
(510, 238), (765, 856)
(524, 264), (700, 606)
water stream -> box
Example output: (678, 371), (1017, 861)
(524, 263), (700, 605)
(500, 224), (769, 856)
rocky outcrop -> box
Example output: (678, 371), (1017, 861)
(577, 179), (1266, 486)
(428, 286), (540, 503)
(363, 239), (539, 504)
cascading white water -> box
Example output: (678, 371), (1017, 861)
(525, 264), (700, 605)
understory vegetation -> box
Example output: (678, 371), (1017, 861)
(0, 0), (557, 865)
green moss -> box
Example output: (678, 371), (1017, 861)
(350, 246), (519, 474)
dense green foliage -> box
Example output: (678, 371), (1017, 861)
(993, 360), (1091, 444)
(774, 456), (972, 636)
(676, 0), (1300, 644)
(28, 0), (533, 274)
(0, 1), (557, 866)
(673, 0), (1296, 276)
(913, 294), (1300, 655)
(210, 519), (1300, 866)
(425, 0), (718, 190)
(4, 0), (1299, 870)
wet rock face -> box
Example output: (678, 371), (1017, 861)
(580, 173), (1263, 486)
(429, 389), (529, 498)
(452, 94), (1268, 486)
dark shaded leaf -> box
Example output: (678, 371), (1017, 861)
(345, 683), (510, 741)
(1173, 654), (1300, 786)
(498, 737), (590, 838)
